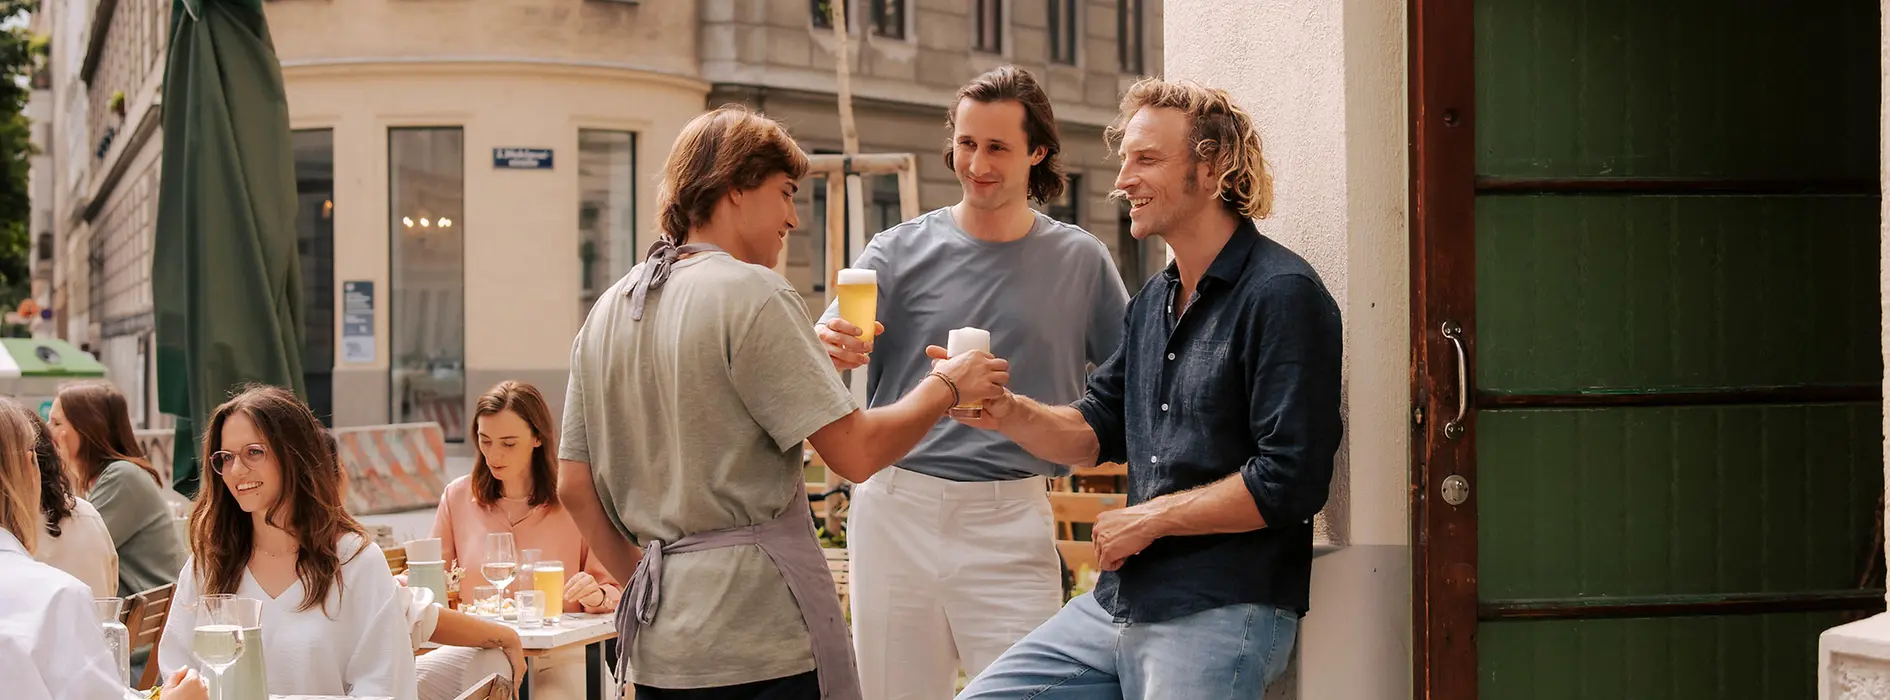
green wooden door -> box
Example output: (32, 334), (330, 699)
(1414, 0), (1885, 697)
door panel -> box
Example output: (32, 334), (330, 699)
(1474, 0), (1878, 181)
(1477, 196), (1880, 392)
(1480, 611), (1853, 699)
(1478, 405), (1879, 600)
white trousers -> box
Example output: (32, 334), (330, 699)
(848, 468), (1064, 700)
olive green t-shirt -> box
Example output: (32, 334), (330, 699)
(560, 252), (857, 689)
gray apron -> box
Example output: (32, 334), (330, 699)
(617, 481), (861, 699)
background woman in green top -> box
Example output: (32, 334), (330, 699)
(48, 381), (184, 597)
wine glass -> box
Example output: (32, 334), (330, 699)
(483, 532), (518, 595)
(192, 595), (247, 700)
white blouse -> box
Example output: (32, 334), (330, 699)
(157, 534), (418, 700)
(0, 529), (144, 700)
(34, 497), (121, 598)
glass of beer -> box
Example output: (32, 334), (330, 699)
(533, 559), (565, 625)
(946, 327), (991, 418)
(837, 268), (879, 343)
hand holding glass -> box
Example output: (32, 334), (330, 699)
(946, 327), (991, 418)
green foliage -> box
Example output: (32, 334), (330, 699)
(0, 0), (42, 312)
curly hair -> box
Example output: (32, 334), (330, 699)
(12, 400), (73, 537)
(1106, 78), (1273, 219)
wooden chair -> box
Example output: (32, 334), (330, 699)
(1069, 462), (1128, 493)
(1055, 539), (1099, 576)
(1048, 492), (1126, 540)
(1048, 492), (1126, 600)
(822, 547), (850, 612)
(123, 583), (176, 690)
(451, 672), (514, 700)
(385, 545), (408, 576)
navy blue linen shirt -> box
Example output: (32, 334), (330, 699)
(1073, 219), (1343, 622)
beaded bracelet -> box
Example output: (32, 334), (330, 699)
(927, 371), (960, 408)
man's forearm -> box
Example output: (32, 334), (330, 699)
(999, 395), (1104, 468)
(1141, 474), (1269, 537)
(557, 460), (643, 582)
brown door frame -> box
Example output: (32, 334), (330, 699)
(1409, 0), (1477, 698)
(1407, 2), (1889, 695)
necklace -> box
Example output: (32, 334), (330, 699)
(255, 544), (299, 558)
(501, 494), (530, 502)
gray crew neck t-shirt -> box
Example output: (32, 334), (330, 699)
(821, 207), (1130, 482)
(561, 252), (859, 688)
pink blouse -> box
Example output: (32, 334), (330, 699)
(431, 475), (621, 613)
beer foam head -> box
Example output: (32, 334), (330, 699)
(838, 269), (877, 285)
(947, 327), (991, 356)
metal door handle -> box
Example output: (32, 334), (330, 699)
(1442, 321), (1466, 439)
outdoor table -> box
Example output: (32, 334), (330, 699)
(423, 611), (618, 700)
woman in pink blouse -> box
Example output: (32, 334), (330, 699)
(432, 381), (620, 613)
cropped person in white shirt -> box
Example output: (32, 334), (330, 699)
(21, 402), (120, 597)
(158, 385), (418, 700)
(0, 396), (208, 700)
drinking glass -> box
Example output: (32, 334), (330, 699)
(837, 269), (879, 342)
(519, 548), (541, 586)
(470, 585), (500, 617)
(192, 595), (247, 700)
(532, 560), (565, 625)
(93, 597), (130, 685)
(516, 590), (545, 627)
(482, 532), (518, 595)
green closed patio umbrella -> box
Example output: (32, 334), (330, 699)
(152, 0), (305, 497)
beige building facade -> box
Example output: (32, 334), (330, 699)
(37, 0), (1165, 442)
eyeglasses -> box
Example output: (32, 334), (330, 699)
(209, 443), (270, 476)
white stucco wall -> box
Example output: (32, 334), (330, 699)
(1164, 1), (1412, 698)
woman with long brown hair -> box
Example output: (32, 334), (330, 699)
(19, 400), (118, 597)
(0, 395), (208, 700)
(431, 380), (619, 613)
(48, 381), (184, 596)
(156, 385), (416, 700)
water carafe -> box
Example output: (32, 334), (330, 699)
(91, 597), (130, 686)
(219, 598), (269, 700)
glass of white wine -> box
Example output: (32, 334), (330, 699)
(192, 594), (247, 700)
(483, 532), (518, 598)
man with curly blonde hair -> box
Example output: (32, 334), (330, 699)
(951, 78), (1342, 698)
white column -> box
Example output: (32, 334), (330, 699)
(1815, 1), (1890, 697)
(1163, 1), (1412, 698)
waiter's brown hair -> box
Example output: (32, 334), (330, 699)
(657, 104), (810, 245)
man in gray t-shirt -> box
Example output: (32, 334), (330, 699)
(557, 105), (1011, 699)
(817, 66), (1129, 699)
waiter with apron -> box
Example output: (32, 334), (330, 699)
(555, 104), (1013, 700)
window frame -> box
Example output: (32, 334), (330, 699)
(973, 0), (1005, 54)
(1117, 0), (1145, 74)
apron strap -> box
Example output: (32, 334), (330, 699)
(612, 482), (862, 699)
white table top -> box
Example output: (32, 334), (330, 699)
(510, 611), (617, 650)
(421, 610), (617, 651)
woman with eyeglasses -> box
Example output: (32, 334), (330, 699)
(48, 381), (185, 598)
(0, 397), (209, 700)
(157, 385), (417, 700)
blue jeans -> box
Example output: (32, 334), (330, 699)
(954, 593), (1298, 700)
